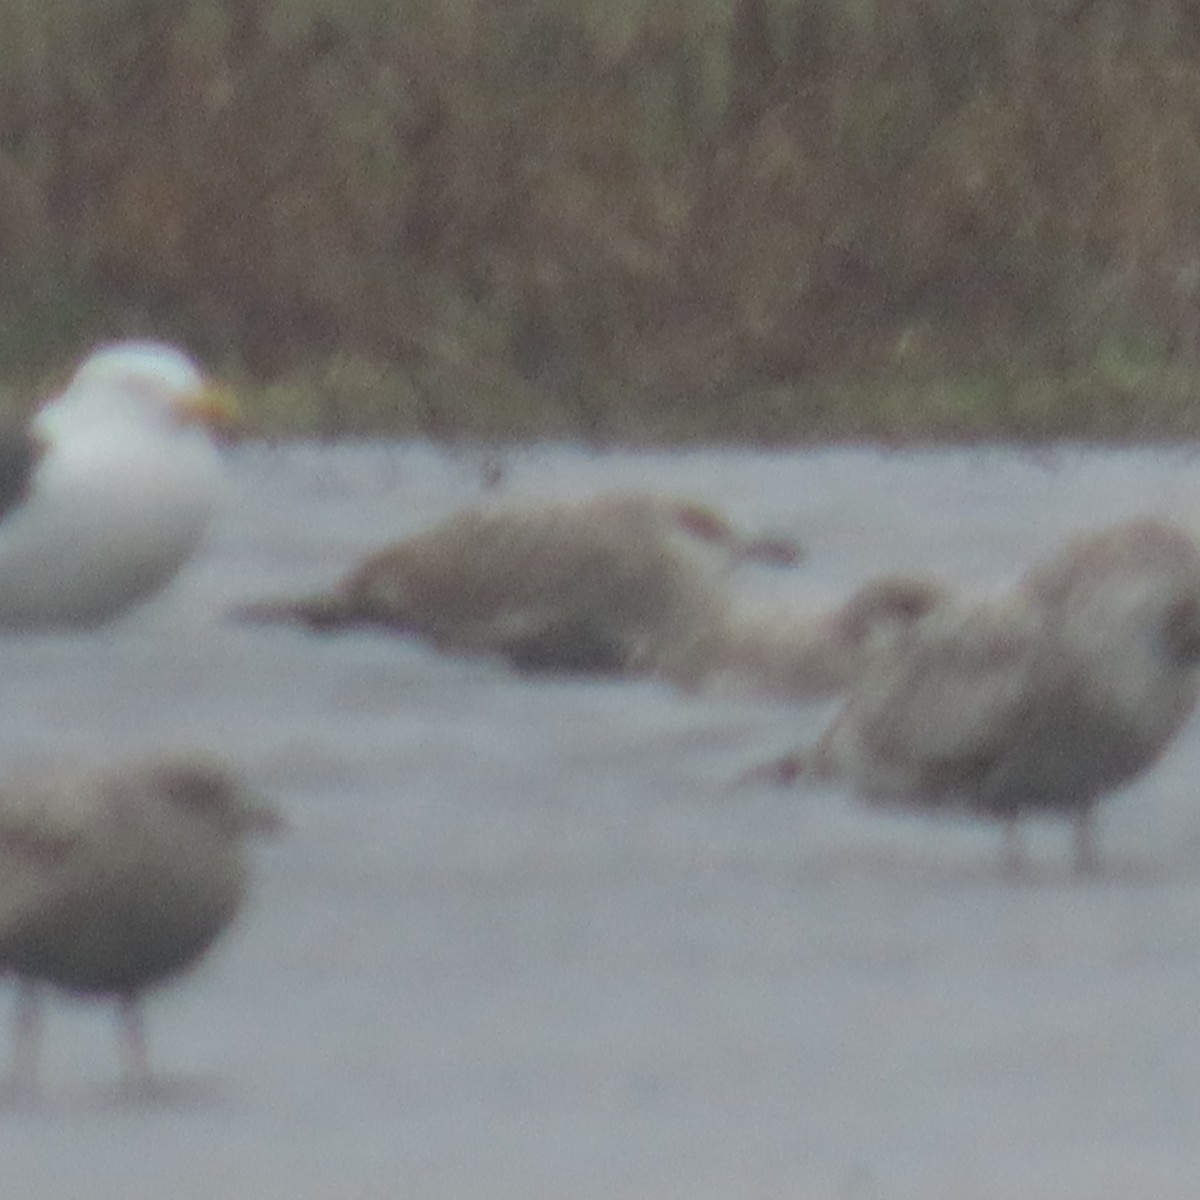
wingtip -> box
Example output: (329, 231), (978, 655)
(231, 595), (351, 632)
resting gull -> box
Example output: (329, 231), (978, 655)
(0, 753), (280, 1092)
(705, 572), (948, 698)
(239, 491), (801, 684)
(0, 341), (235, 629)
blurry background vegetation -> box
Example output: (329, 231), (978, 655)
(1, 0), (1200, 440)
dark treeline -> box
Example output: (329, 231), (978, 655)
(1, 0), (1199, 438)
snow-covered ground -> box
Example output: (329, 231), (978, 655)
(5, 440), (1200, 1199)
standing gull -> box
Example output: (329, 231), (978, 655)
(799, 518), (1200, 873)
(0, 753), (280, 1092)
(0, 341), (236, 628)
(239, 490), (801, 684)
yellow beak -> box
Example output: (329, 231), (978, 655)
(178, 383), (242, 432)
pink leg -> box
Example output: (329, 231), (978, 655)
(118, 995), (150, 1085)
(1073, 809), (1097, 876)
(1000, 816), (1026, 877)
(9, 980), (42, 1096)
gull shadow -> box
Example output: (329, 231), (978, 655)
(0, 1071), (229, 1115)
(785, 836), (1200, 892)
(87, 1071), (229, 1113)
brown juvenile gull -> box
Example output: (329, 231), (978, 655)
(0, 341), (237, 629)
(704, 572), (948, 699)
(798, 518), (1200, 873)
(0, 753), (280, 1092)
(239, 491), (802, 684)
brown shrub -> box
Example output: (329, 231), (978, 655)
(0, 0), (1198, 435)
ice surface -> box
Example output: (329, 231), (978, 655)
(4, 440), (1200, 1198)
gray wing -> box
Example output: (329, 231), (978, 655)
(0, 426), (43, 524)
(816, 596), (1042, 803)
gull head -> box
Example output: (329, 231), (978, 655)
(35, 341), (239, 440)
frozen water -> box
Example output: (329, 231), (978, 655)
(5, 439), (1200, 1198)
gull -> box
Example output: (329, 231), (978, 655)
(0, 340), (236, 629)
(706, 572), (948, 699)
(239, 490), (801, 684)
(784, 519), (1200, 873)
(0, 753), (280, 1093)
